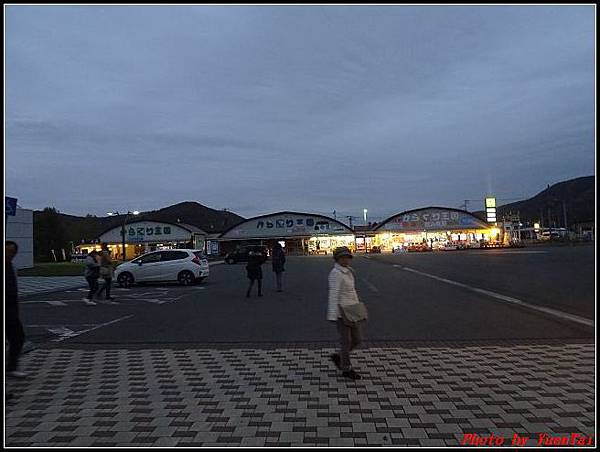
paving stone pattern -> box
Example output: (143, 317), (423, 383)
(5, 343), (595, 447)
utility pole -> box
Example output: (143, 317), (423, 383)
(333, 210), (336, 220)
(562, 200), (568, 230)
(346, 216), (353, 228)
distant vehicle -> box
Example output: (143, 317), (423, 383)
(392, 245), (406, 253)
(442, 243), (458, 251)
(541, 228), (566, 240)
(115, 249), (209, 287)
(369, 246), (382, 254)
(225, 245), (269, 264)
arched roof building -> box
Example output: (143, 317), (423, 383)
(218, 211), (355, 255)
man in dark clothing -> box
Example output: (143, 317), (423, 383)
(5, 241), (27, 378)
(246, 249), (267, 298)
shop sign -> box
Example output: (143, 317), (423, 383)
(100, 221), (193, 243)
(381, 208), (488, 231)
(121, 225), (172, 238)
(5, 197), (18, 216)
(224, 214), (350, 238)
(485, 197), (497, 223)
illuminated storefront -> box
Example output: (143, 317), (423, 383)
(218, 211), (355, 255)
(373, 207), (499, 251)
(77, 221), (207, 260)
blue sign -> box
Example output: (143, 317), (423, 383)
(5, 197), (18, 216)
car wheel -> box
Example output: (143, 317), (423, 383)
(117, 272), (134, 288)
(178, 270), (195, 286)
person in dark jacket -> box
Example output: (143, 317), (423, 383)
(246, 249), (266, 298)
(5, 241), (27, 378)
(271, 242), (286, 292)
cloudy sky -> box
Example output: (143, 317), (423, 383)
(5, 5), (595, 221)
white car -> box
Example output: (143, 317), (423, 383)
(115, 249), (209, 287)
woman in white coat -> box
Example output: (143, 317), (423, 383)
(327, 246), (363, 380)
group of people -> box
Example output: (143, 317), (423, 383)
(5, 240), (366, 381)
(245, 242), (286, 297)
(83, 243), (116, 305)
(244, 242), (366, 380)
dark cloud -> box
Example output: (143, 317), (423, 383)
(5, 6), (595, 221)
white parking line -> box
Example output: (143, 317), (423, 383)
(470, 250), (549, 255)
(21, 300), (68, 306)
(52, 315), (134, 342)
(396, 265), (594, 328)
(360, 278), (380, 293)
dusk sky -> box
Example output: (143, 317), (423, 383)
(5, 5), (595, 222)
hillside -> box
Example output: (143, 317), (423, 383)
(475, 176), (595, 227)
(135, 201), (244, 234)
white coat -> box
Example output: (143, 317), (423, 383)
(327, 263), (360, 321)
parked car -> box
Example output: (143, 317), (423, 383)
(442, 243), (458, 251)
(225, 245), (269, 264)
(369, 245), (382, 253)
(115, 249), (209, 287)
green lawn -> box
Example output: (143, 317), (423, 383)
(18, 262), (86, 277)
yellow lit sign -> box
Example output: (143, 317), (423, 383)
(485, 197), (497, 223)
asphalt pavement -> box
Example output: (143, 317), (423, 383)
(8, 244), (595, 447)
(18, 244), (594, 348)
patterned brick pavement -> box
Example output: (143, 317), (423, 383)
(5, 342), (595, 447)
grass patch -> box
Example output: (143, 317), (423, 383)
(18, 262), (86, 277)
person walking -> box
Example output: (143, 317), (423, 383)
(83, 250), (101, 305)
(97, 243), (117, 303)
(271, 242), (286, 292)
(327, 246), (368, 380)
(5, 241), (27, 378)
(246, 248), (266, 298)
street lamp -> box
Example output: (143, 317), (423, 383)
(107, 210), (140, 262)
(363, 209), (368, 224)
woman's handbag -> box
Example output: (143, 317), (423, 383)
(340, 302), (368, 326)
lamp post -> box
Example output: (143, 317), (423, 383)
(107, 210), (139, 262)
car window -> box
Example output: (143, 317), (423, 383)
(139, 252), (162, 264)
(160, 251), (189, 262)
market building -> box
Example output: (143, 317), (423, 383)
(372, 206), (501, 251)
(77, 220), (207, 260)
(218, 211), (355, 255)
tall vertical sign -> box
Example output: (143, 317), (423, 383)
(485, 197), (497, 223)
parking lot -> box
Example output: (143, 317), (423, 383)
(17, 244), (594, 348)
(7, 244), (595, 447)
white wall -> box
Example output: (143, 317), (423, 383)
(6, 208), (34, 269)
